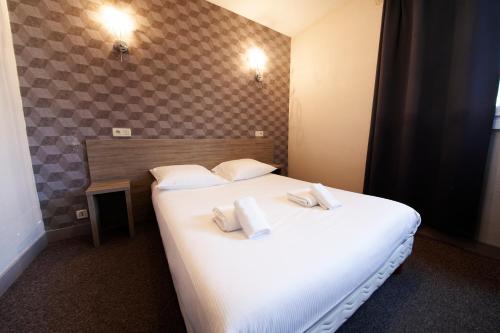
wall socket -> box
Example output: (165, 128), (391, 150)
(76, 209), (88, 219)
(112, 128), (132, 137)
(255, 130), (264, 137)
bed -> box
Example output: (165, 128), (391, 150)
(85, 138), (420, 333)
(152, 174), (420, 333)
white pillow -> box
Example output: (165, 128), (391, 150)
(150, 164), (228, 190)
(212, 159), (276, 181)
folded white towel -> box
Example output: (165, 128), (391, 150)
(212, 206), (241, 232)
(287, 189), (318, 207)
(234, 197), (271, 239)
(310, 183), (342, 210)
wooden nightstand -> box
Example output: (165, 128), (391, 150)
(270, 163), (284, 175)
(85, 179), (134, 247)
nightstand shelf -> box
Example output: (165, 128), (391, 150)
(85, 179), (134, 247)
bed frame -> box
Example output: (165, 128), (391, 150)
(86, 138), (412, 332)
(86, 138), (274, 224)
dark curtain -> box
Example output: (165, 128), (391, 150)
(364, 0), (500, 238)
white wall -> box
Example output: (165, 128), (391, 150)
(288, 0), (383, 192)
(0, 0), (45, 277)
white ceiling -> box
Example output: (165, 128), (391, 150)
(206, 0), (347, 37)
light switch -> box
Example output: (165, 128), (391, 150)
(112, 128), (132, 137)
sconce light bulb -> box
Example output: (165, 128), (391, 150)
(100, 6), (135, 40)
(247, 47), (267, 70)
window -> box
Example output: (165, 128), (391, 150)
(494, 81), (500, 129)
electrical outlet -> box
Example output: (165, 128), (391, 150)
(112, 128), (132, 137)
(255, 130), (264, 137)
(76, 209), (88, 219)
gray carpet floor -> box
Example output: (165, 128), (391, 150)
(0, 225), (499, 333)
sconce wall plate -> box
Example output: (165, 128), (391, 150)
(255, 71), (263, 82)
(113, 40), (129, 61)
(113, 40), (129, 54)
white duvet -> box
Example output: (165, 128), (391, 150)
(152, 174), (420, 333)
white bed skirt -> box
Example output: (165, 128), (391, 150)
(306, 237), (414, 332)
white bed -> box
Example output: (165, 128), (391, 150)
(152, 174), (421, 333)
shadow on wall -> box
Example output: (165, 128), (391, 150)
(289, 83), (304, 151)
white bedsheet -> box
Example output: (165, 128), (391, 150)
(152, 174), (420, 333)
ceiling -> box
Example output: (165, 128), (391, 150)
(206, 0), (348, 37)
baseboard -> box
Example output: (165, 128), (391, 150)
(418, 226), (500, 261)
(46, 223), (91, 243)
(0, 232), (47, 297)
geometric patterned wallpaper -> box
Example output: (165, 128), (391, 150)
(7, 0), (290, 230)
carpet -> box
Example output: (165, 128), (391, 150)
(1, 225), (499, 332)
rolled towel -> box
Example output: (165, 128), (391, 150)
(310, 183), (342, 210)
(234, 197), (271, 239)
(212, 205), (241, 232)
(287, 189), (318, 207)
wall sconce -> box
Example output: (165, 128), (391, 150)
(100, 5), (135, 61)
(247, 47), (267, 82)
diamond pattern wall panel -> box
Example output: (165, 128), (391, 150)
(7, 0), (291, 230)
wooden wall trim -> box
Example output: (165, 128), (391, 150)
(46, 223), (91, 243)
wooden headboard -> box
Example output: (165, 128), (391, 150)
(86, 138), (273, 224)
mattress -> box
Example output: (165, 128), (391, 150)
(152, 174), (420, 333)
